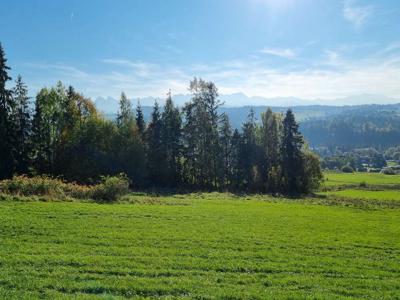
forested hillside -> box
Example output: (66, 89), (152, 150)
(301, 111), (400, 149)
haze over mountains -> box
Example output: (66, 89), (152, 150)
(95, 93), (400, 113)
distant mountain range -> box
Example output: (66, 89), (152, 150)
(95, 93), (400, 114)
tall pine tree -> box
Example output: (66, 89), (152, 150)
(12, 75), (31, 174)
(230, 128), (242, 189)
(146, 101), (165, 187)
(135, 101), (145, 138)
(0, 43), (14, 178)
(218, 113), (233, 188)
(116, 92), (146, 187)
(238, 109), (261, 191)
(117, 92), (133, 127)
(281, 109), (305, 195)
(161, 93), (182, 187)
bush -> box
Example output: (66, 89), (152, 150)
(341, 165), (354, 173)
(0, 175), (77, 198)
(381, 167), (396, 175)
(303, 152), (323, 193)
(359, 181), (367, 188)
(91, 174), (130, 202)
(0, 174), (130, 202)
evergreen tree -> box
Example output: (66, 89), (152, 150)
(161, 93), (182, 187)
(238, 109), (261, 191)
(63, 86), (80, 131)
(281, 109), (305, 195)
(218, 113), (232, 188)
(146, 101), (165, 186)
(230, 129), (242, 189)
(31, 90), (46, 173)
(135, 101), (145, 137)
(115, 92), (146, 187)
(53, 85), (79, 175)
(12, 75), (31, 174)
(182, 100), (197, 186)
(0, 43), (14, 178)
(117, 92), (134, 127)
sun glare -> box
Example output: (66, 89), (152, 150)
(251, 0), (296, 10)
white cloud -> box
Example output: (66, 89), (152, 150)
(21, 44), (400, 104)
(343, 0), (374, 29)
(259, 47), (296, 58)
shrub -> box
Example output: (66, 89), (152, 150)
(0, 175), (67, 197)
(359, 181), (367, 188)
(381, 167), (396, 175)
(303, 151), (323, 193)
(91, 173), (130, 202)
(0, 174), (130, 202)
(341, 165), (354, 173)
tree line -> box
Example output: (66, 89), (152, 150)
(301, 111), (400, 150)
(0, 43), (322, 195)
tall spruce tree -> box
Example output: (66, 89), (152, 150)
(281, 109), (305, 195)
(116, 92), (146, 187)
(161, 93), (182, 187)
(117, 92), (133, 127)
(239, 109), (260, 191)
(146, 101), (165, 186)
(63, 86), (80, 131)
(230, 129), (242, 189)
(12, 75), (31, 174)
(0, 43), (14, 178)
(182, 100), (197, 186)
(219, 113), (233, 188)
(135, 101), (145, 137)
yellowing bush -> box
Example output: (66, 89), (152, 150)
(0, 174), (130, 202)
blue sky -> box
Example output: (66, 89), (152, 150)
(1, 0), (400, 103)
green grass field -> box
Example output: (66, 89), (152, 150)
(323, 172), (400, 188)
(322, 189), (400, 201)
(1, 192), (400, 299)
(1, 173), (400, 299)
(320, 172), (400, 207)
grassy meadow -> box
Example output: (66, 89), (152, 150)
(323, 189), (400, 201)
(0, 173), (400, 299)
(323, 171), (400, 188)
(320, 172), (400, 208)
